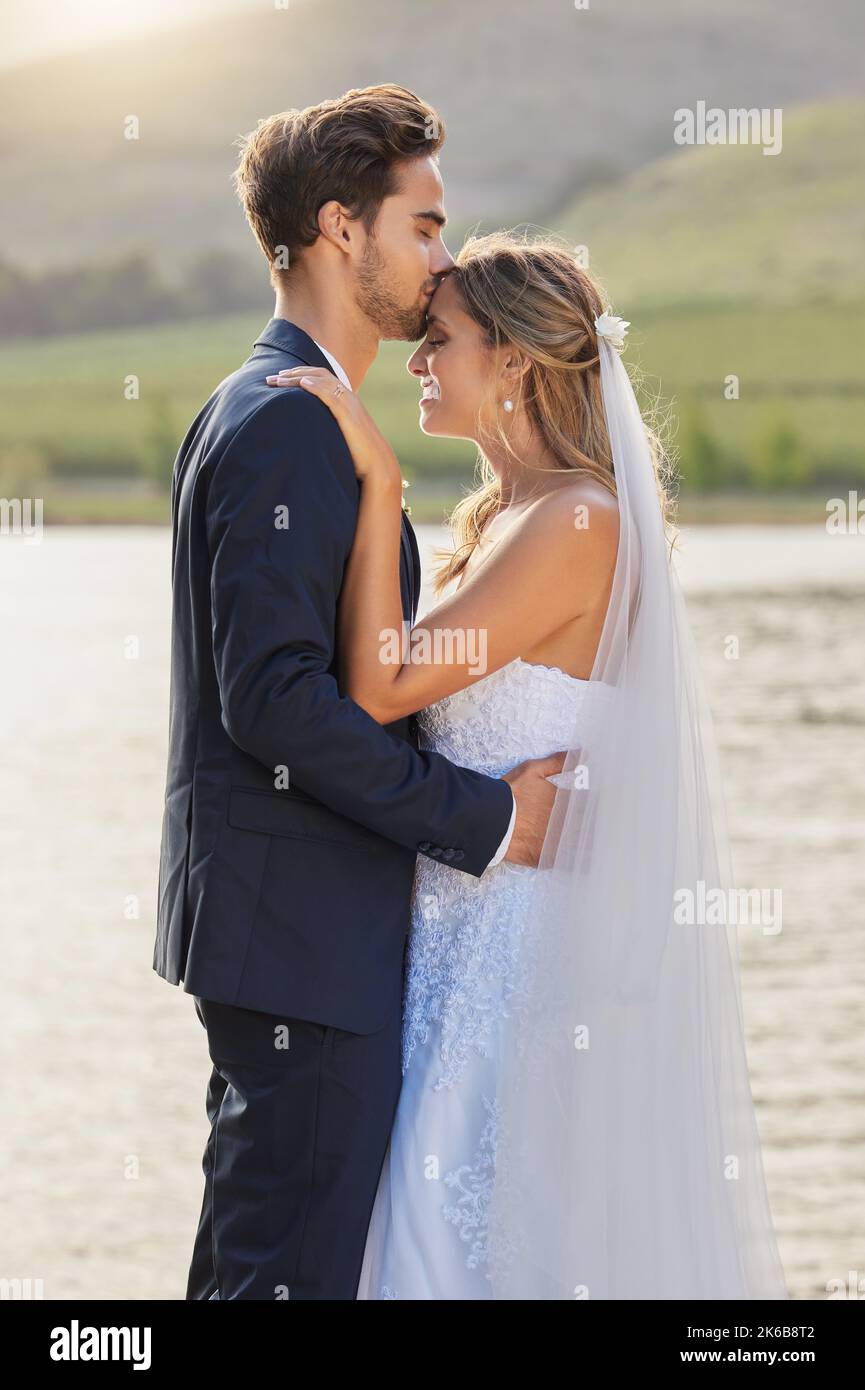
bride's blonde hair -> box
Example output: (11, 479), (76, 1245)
(433, 230), (674, 594)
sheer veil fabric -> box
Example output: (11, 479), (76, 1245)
(485, 336), (789, 1300)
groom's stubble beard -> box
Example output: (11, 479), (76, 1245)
(354, 232), (430, 342)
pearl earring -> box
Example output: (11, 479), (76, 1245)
(503, 398), (514, 413)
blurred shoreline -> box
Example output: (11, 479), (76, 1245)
(14, 488), (849, 528)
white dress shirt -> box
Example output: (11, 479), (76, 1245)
(311, 339), (517, 872)
(312, 339), (353, 391)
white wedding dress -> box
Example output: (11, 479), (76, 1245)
(356, 656), (609, 1300)
(356, 331), (788, 1301)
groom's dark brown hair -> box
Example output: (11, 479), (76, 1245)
(234, 84), (445, 285)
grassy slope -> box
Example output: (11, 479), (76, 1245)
(557, 100), (865, 309)
(2, 295), (860, 486)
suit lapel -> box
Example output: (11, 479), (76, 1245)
(251, 318), (339, 374)
(402, 512), (421, 622)
(399, 513), (415, 622)
(253, 318), (418, 622)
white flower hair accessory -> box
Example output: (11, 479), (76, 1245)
(594, 310), (630, 352)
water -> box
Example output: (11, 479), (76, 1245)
(0, 524), (862, 1300)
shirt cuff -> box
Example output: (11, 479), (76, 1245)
(485, 788), (516, 870)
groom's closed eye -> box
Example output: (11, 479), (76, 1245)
(412, 211), (447, 234)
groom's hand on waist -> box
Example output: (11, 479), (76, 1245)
(502, 752), (567, 868)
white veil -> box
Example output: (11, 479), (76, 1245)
(485, 326), (789, 1300)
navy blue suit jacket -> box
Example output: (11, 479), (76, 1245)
(153, 318), (513, 1032)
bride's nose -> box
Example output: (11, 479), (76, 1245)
(407, 346), (427, 378)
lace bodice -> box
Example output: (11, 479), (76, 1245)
(402, 658), (607, 1090)
(415, 656), (594, 777)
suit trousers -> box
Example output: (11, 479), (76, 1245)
(186, 992), (402, 1300)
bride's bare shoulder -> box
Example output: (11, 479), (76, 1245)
(519, 477), (619, 557)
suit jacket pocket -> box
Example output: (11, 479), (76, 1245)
(227, 786), (389, 854)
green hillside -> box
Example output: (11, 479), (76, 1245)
(558, 100), (865, 309)
(1, 294), (861, 522)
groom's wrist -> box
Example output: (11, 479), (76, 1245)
(485, 789), (517, 870)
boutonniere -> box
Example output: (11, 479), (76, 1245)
(401, 478), (412, 518)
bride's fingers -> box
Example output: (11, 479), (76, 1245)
(264, 373), (343, 411)
(268, 369), (311, 386)
(264, 367), (338, 395)
(275, 367), (329, 380)
(264, 372), (319, 389)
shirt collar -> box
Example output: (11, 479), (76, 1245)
(251, 318), (352, 391)
(311, 340), (352, 391)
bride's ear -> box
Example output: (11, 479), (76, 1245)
(500, 346), (532, 396)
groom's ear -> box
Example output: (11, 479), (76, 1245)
(316, 200), (357, 256)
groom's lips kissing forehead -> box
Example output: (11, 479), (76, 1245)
(427, 266), (451, 297)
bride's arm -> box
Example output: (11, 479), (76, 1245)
(364, 489), (617, 721)
(266, 366), (618, 723)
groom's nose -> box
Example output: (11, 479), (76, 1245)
(430, 240), (456, 277)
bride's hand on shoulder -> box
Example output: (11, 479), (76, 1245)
(265, 366), (401, 488)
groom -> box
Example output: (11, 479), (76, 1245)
(154, 85), (563, 1301)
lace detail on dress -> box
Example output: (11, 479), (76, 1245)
(442, 1094), (501, 1271)
(402, 659), (598, 1089)
(413, 657), (591, 778)
(402, 863), (536, 1089)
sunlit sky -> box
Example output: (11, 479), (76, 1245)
(1, 0), (282, 67)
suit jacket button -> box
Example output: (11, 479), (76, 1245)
(452, 849), (465, 862)
(417, 840), (431, 852)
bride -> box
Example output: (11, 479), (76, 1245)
(268, 231), (788, 1301)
